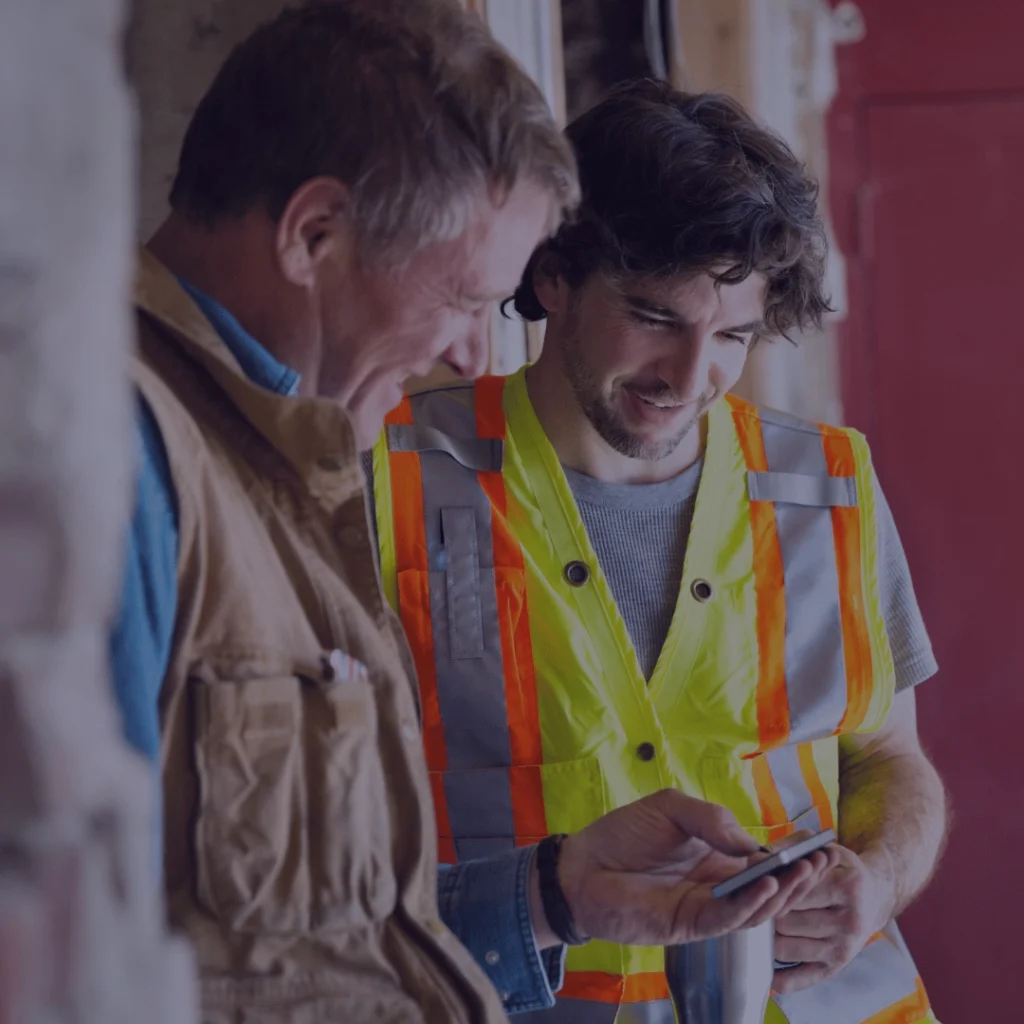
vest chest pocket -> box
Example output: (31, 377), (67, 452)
(191, 658), (395, 935)
(701, 745), (838, 847)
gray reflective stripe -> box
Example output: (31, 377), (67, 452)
(408, 389), (516, 862)
(441, 507), (484, 659)
(764, 745), (822, 832)
(515, 998), (674, 1024)
(387, 422), (504, 472)
(760, 419), (848, 743)
(748, 470), (857, 507)
(515, 1001), (617, 1024)
(773, 924), (922, 1024)
(444, 767), (516, 839)
(454, 836), (516, 861)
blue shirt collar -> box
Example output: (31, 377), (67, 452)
(177, 276), (300, 397)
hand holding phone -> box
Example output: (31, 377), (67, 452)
(711, 828), (837, 899)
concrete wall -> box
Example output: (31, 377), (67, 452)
(129, 0), (291, 239)
(0, 0), (195, 1021)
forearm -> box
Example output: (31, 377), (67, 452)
(838, 746), (947, 916)
(436, 849), (564, 1013)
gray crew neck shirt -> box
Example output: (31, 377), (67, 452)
(563, 460), (937, 691)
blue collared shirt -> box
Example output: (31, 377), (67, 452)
(110, 277), (563, 1013)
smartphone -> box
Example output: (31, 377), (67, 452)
(711, 828), (836, 899)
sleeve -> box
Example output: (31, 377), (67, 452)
(874, 473), (939, 692)
(436, 846), (566, 1014)
(107, 395), (180, 762)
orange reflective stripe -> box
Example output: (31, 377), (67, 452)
(751, 755), (794, 841)
(387, 396), (453, 842)
(729, 397), (790, 753)
(797, 742), (836, 832)
(623, 973), (671, 1002)
(861, 979), (931, 1024)
(385, 396), (414, 427)
(560, 972), (669, 1003)
(475, 377), (547, 841)
(820, 428), (874, 734)
(428, 773), (456, 862)
(508, 764), (547, 840)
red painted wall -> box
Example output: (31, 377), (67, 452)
(828, 3), (1024, 1019)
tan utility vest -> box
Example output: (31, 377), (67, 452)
(372, 372), (935, 1024)
(132, 251), (508, 1024)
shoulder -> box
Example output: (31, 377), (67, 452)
(404, 378), (479, 428)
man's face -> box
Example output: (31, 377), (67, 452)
(318, 182), (555, 448)
(551, 270), (767, 461)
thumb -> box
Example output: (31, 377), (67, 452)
(651, 789), (758, 856)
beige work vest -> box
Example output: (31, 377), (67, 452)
(132, 250), (508, 1024)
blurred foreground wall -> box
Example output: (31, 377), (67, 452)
(0, 0), (195, 1021)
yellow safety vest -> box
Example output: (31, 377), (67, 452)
(372, 367), (935, 1024)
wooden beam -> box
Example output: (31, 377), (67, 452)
(670, 0), (752, 106)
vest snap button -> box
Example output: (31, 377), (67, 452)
(485, 950), (500, 966)
(564, 560), (590, 587)
(636, 741), (656, 762)
(690, 578), (713, 602)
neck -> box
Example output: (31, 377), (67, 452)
(147, 213), (322, 394)
(525, 337), (705, 485)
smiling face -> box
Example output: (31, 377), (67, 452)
(537, 268), (766, 470)
(310, 181), (556, 448)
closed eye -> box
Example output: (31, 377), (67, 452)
(629, 310), (674, 329)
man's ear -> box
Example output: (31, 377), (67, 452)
(275, 176), (354, 289)
(532, 250), (571, 316)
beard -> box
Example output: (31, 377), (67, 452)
(559, 319), (704, 462)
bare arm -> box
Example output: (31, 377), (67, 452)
(837, 688), (948, 917)
(773, 689), (947, 992)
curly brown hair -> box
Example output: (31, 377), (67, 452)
(510, 79), (831, 338)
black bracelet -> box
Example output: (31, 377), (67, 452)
(536, 834), (589, 946)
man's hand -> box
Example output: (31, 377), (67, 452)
(772, 843), (896, 993)
(529, 789), (830, 950)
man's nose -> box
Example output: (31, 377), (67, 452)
(664, 331), (716, 400)
(444, 308), (491, 380)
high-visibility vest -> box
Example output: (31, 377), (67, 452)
(372, 367), (935, 1024)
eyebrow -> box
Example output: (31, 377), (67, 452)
(624, 294), (764, 335)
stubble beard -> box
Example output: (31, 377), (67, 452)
(560, 325), (700, 463)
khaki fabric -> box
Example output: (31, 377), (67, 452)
(132, 250), (507, 1024)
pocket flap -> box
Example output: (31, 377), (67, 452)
(747, 470), (857, 507)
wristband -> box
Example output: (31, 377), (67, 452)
(536, 834), (590, 946)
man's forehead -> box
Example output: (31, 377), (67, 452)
(609, 270), (768, 320)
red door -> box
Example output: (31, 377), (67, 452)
(829, 2), (1024, 1019)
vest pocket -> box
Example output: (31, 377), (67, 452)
(433, 755), (609, 863)
(192, 660), (394, 934)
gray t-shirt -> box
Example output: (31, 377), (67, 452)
(564, 460), (938, 690)
(361, 450), (937, 692)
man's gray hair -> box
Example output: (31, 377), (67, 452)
(170, 0), (579, 263)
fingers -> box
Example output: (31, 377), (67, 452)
(772, 961), (831, 994)
(675, 872), (785, 942)
(775, 908), (835, 939)
(649, 789), (758, 857)
(773, 933), (831, 964)
(741, 859), (817, 928)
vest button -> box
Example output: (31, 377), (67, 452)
(564, 560), (590, 587)
(636, 741), (656, 762)
(690, 578), (713, 602)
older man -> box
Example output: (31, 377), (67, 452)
(110, 4), (823, 1023)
